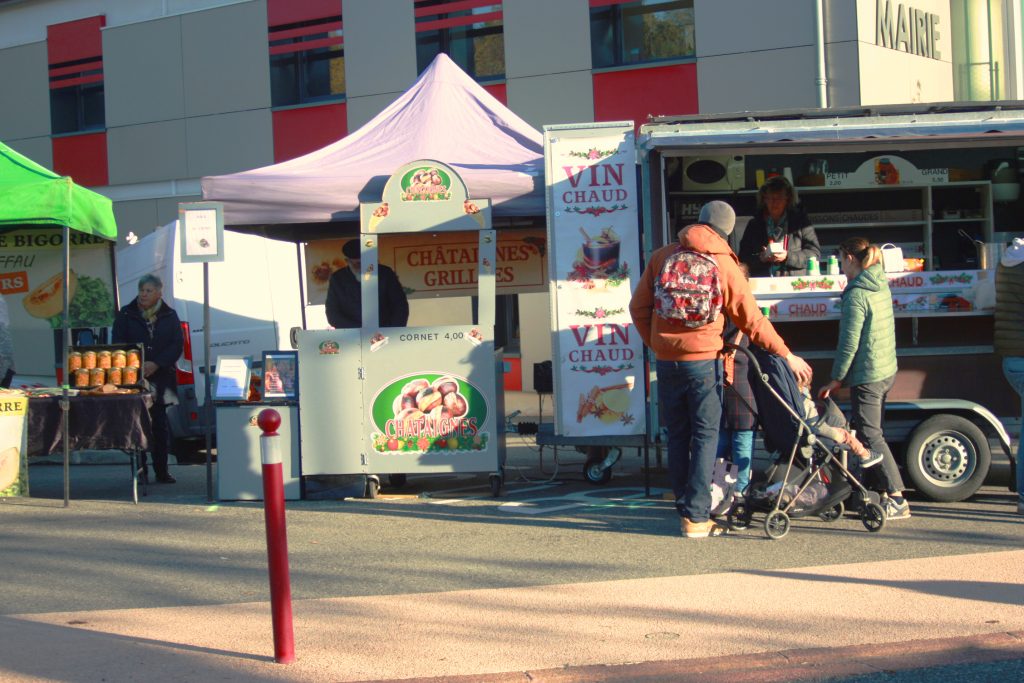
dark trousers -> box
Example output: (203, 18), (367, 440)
(144, 403), (170, 476)
(849, 375), (905, 494)
(656, 359), (723, 522)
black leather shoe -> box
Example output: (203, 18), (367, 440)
(155, 473), (177, 484)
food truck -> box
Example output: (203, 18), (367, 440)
(632, 102), (1022, 502)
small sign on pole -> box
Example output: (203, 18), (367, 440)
(179, 201), (225, 263)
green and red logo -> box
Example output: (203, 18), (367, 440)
(400, 166), (452, 202)
(369, 372), (488, 453)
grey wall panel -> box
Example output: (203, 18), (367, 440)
(504, 0), (591, 78)
(104, 16), (185, 127)
(825, 0), (859, 43)
(181, 0), (270, 117)
(0, 42), (49, 139)
(5, 137), (52, 169)
(694, 0), (816, 56)
(346, 92), (404, 132)
(157, 194), (200, 227)
(344, 0), (416, 98)
(185, 109), (272, 177)
(825, 40), (861, 107)
(113, 199), (160, 239)
(506, 72), (594, 129)
(107, 119), (188, 185)
(697, 47), (819, 113)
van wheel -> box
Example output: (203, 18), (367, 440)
(904, 415), (990, 502)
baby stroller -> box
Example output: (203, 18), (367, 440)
(724, 343), (887, 539)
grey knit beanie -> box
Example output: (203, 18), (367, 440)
(698, 201), (736, 238)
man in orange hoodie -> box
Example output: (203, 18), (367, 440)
(630, 201), (812, 538)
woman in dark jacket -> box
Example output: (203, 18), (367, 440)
(739, 175), (822, 277)
(112, 274), (183, 483)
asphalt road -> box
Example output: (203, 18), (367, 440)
(3, 447), (1021, 619)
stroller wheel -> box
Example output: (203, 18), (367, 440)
(728, 502), (753, 531)
(861, 502), (886, 533)
(764, 511), (790, 540)
(819, 502), (845, 523)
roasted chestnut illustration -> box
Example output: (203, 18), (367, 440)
(442, 391), (468, 417)
(416, 386), (443, 413)
(433, 376), (459, 396)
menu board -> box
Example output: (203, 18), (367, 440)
(545, 123), (645, 437)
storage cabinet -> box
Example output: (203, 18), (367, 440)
(670, 180), (994, 270)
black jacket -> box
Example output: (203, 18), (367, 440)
(112, 298), (184, 401)
(325, 265), (410, 329)
(739, 207), (822, 277)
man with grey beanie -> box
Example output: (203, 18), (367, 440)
(630, 201), (811, 538)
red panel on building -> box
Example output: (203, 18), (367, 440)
(52, 132), (108, 187)
(592, 63), (698, 126)
(47, 16), (105, 64)
(482, 82), (507, 105)
(273, 103), (348, 163)
(268, 0), (342, 26)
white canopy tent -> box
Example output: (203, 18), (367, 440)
(201, 54), (545, 228)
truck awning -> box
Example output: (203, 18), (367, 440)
(639, 102), (1024, 153)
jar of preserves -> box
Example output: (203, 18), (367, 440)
(74, 368), (90, 388)
(122, 366), (139, 385)
(111, 350), (127, 368)
(127, 349), (141, 367)
(82, 350), (97, 369)
(89, 368), (106, 386)
(68, 351), (82, 371)
(97, 350), (112, 369)
(107, 367), (123, 385)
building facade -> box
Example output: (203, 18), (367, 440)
(0, 0), (1021, 388)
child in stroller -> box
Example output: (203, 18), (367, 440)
(726, 343), (888, 539)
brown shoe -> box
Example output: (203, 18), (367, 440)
(682, 517), (728, 538)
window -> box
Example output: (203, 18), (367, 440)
(47, 17), (106, 135)
(269, 14), (345, 107)
(590, 0), (695, 69)
(950, 0), (1010, 101)
(415, 0), (504, 81)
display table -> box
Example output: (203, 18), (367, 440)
(27, 393), (154, 503)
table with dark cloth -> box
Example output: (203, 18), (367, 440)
(26, 393), (154, 503)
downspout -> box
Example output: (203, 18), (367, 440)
(815, 0), (828, 108)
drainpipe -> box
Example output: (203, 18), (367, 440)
(814, 0), (828, 108)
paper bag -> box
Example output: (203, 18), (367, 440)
(880, 243), (904, 273)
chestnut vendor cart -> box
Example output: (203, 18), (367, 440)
(296, 160), (506, 497)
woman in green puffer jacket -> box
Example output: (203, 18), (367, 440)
(818, 237), (910, 520)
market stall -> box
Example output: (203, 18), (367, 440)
(0, 140), (121, 504)
(297, 160), (504, 496)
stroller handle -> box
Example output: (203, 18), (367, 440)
(723, 341), (765, 378)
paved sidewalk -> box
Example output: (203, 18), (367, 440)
(3, 549), (1022, 682)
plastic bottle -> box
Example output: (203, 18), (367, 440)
(827, 254), (840, 275)
(807, 256), (820, 276)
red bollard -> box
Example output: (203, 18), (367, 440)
(258, 408), (295, 664)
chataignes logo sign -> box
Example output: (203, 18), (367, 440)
(400, 166), (452, 202)
(370, 372), (488, 454)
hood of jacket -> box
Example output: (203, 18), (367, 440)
(846, 262), (887, 294)
(678, 224), (737, 261)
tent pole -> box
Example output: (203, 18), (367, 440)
(61, 225), (71, 507)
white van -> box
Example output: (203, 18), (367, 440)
(116, 221), (304, 459)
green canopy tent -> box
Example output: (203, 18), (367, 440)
(0, 140), (118, 506)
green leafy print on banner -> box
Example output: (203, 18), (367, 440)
(369, 373), (489, 453)
(47, 275), (114, 328)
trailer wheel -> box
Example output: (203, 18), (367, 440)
(584, 449), (613, 485)
(904, 415), (990, 502)
(364, 476), (380, 499)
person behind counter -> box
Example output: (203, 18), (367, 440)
(739, 175), (821, 277)
(325, 239), (410, 329)
(112, 274), (184, 484)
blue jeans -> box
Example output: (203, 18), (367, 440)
(717, 428), (755, 494)
(657, 359), (723, 522)
(1003, 357), (1024, 505)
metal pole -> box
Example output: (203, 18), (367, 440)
(61, 225), (71, 507)
(204, 261), (213, 502)
(258, 408), (295, 664)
